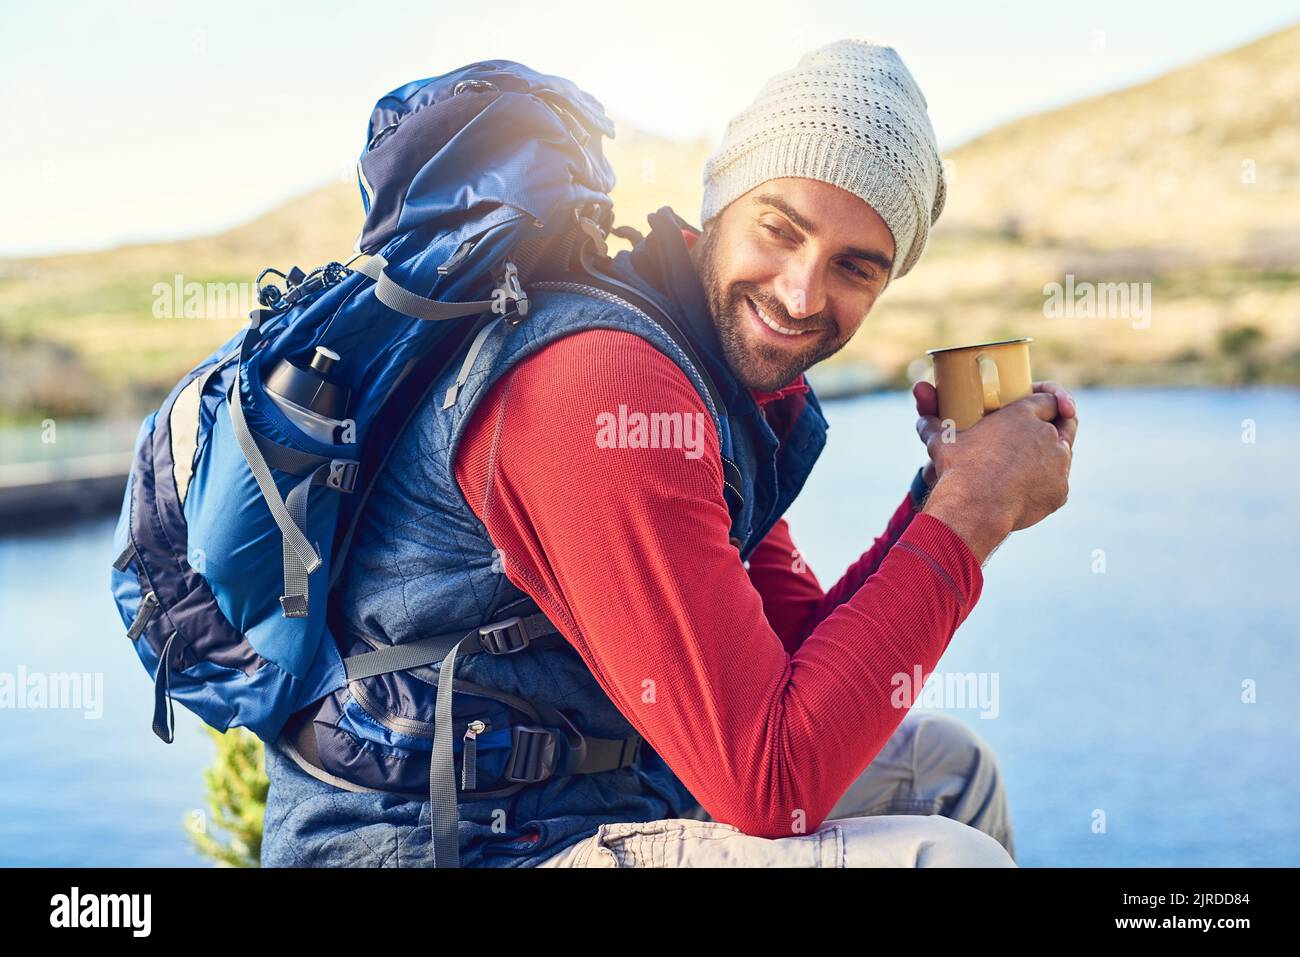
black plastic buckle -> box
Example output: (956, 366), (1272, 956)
(504, 725), (559, 784)
(478, 616), (530, 655)
(620, 736), (643, 768)
(325, 459), (359, 492)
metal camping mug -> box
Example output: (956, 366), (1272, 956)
(927, 337), (1034, 430)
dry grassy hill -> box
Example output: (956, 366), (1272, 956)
(1, 25), (1296, 421)
(0, 116), (712, 420)
(877, 23), (1300, 388)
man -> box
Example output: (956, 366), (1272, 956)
(262, 39), (1076, 868)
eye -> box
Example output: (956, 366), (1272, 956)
(760, 222), (791, 242)
(840, 260), (874, 283)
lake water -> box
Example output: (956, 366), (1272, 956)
(1, 387), (1297, 866)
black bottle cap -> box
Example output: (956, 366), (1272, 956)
(265, 346), (349, 420)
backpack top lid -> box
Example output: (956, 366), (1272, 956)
(355, 60), (618, 255)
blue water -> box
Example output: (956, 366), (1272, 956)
(786, 387), (1300, 866)
(1, 388), (1297, 866)
(0, 519), (216, 866)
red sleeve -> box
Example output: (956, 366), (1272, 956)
(453, 328), (984, 838)
(746, 493), (920, 655)
(742, 519), (825, 656)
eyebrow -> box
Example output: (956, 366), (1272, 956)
(751, 192), (894, 275)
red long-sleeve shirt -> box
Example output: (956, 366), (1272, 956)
(453, 326), (983, 840)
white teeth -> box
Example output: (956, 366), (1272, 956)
(751, 299), (806, 336)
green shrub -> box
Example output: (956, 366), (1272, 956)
(187, 727), (267, 868)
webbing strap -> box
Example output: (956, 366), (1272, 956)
(291, 600), (637, 868)
(152, 631), (179, 744)
(578, 733), (641, 775)
(425, 644), (644, 866)
(442, 313), (499, 409)
(579, 733), (639, 780)
(227, 326), (360, 618)
(430, 632), (480, 867)
(278, 463), (332, 618)
(355, 255), (495, 322)
(343, 613), (562, 681)
(254, 434), (331, 475)
(228, 343), (321, 580)
(422, 633), (641, 867)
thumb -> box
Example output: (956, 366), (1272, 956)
(913, 380), (938, 417)
(916, 411), (946, 448)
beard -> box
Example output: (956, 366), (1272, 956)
(694, 224), (846, 392)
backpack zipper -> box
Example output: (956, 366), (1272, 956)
(438, 238), (478, 276)
(462, 719), (487, 791)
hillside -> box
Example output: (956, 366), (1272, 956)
(0, 116), (713, 421)
(1, 25), (1297, 421)
(882, 23), (1300, 388)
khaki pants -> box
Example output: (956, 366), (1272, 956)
(537, 711), (1017, 867)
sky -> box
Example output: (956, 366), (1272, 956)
(1, 0), (1297, 257)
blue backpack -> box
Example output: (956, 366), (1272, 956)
(109, 61), (632, 752)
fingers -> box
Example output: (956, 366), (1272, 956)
(1032, 380), (1076, 419)
(1032, 380), (1079, 449)
(1056, 413), (1078, 450)
(913, 379), (938, 417)
(1019, 392), (1062, 423)
(913, 380), (944, 453)
(923, 382), (1078, 452)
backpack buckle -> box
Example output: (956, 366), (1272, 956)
(477, 616), (530, 654)
(619, 736), (643, 768)
(503, 725), (559, 784)
(496, 261), (529, 325)
(575, 213), (608, 260)
(325, 460), (358, 492)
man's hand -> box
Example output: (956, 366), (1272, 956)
(911, 379), (1078, 562)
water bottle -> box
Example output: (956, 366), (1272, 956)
(264, 346), (350, 445)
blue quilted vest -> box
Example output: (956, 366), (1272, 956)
(282, 207), (830, 866)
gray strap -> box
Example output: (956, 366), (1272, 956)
(355, 255), (495, 322)
(442, 314), (499, 409)
(255, 434), (332, 476)
(430, 632), (481, 868)
(278, 465), (327, 618)
(347, 629), (473, 682)
(344, 613), (560, 681)
(228, 364), (321, 577)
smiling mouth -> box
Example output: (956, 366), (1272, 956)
(745, 296), (814, 338)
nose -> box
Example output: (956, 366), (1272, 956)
(773, 258), (826, 321)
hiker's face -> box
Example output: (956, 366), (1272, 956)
(694, 177), (896, 393)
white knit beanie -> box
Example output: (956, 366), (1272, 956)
(700, 39), (946, 279)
